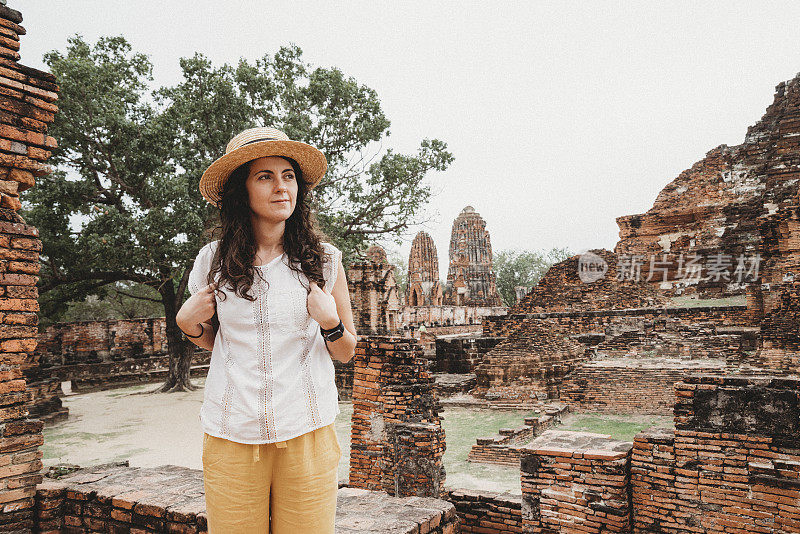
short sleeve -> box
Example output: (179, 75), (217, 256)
(322, 242), (342, 292)
(188, 241), (216, 296)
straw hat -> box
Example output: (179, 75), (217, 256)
(199, 126), (328, 207)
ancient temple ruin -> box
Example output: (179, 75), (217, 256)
(346, 244), (402, 335)
(406, 231), (443, 306)
(615, 76), (800, 299)
(347, 216), (507, 336)
(442, 206), (502, 307)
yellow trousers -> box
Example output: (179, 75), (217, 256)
(202, 423), (341, 533)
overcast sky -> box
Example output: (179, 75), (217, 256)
(15, 1), (800, 280)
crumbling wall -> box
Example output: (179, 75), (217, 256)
(509, 249), (669, 315)
(757, 280), (800, 372)
(520, 430), (634, 533)
(560, 359), (725, 415)
(632, 375), (800, 533)
(433, 335), (503, 374)
(36, 316), (167, 366)
(474, 316), (588, 401)
(616, 75), (800, 298)
(476, 305), (754, 403)
(446, 489), (521, 534)
(0, 4), (58, 530)
(466, 404), (568, 466)
(515, 376), (800, 533)
(348, 336), (447, 498)
(483, 303), (751, 338)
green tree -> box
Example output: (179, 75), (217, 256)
(21, 36), (452, 392)
(494, 247), (573, 306)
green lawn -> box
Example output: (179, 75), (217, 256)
(555, 412), (673, 441)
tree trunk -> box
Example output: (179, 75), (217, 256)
(156, 274), (198, 393)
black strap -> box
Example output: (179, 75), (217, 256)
(181, 323), (204, 339)
(240, 137), (279, 147)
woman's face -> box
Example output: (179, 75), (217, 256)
(244, 156), (299, 224)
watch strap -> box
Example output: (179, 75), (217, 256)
(320, 320), (344, 341)
(320, 320), (343, 334)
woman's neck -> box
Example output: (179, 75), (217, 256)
(251, 216), (286, 259)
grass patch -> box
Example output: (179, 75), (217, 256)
(557, 413), (672, 441)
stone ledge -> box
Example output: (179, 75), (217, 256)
(35, 464), (459, 534)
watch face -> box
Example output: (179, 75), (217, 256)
(325, 328), (344, 342)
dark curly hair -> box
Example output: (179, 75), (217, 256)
(205, 156), (328, 303)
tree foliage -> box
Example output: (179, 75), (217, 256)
(494, 247), (573, 306)
(22, 35), (452, 325)
(20, 35), (452, 391)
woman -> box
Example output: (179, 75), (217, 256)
(176, 126), (358, 533)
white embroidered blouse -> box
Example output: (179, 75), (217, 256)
(187, 240), (342, 444)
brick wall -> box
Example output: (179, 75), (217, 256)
(433, 335), (503, 373)
(560, 359), (725, 415)
(47, 352), (210, 392)
(445, 489), (522, 533)
(0, 3), (58, 530)
(348, 336), (447, 498)
(477, 305), (755, 404)
(632, 375), (800, 534)
(757, 281), (800, 372)
(401, 305), (505, 331)
(509, 249), (669, 315)
(474, 317), (588, 402)
(520, 430), (634, 533)
(482, 305), (752, 338)
(36, 317), (167, 367)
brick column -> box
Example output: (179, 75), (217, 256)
(348, 335), (446, 498)
(520, 430), (634, 533)
(0, 3), (59, 531)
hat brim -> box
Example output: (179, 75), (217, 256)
(199, 140), (327, 206)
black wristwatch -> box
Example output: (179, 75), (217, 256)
(320, 320), (345, 342)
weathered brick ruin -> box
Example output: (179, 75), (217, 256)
(432, 334), (503, 374)
(521, 430), (634, 532)
(632, 375), (800, 533)
(347, 244), (402, 335)
(756, 280), (800, 372)
(348, 336), (446, 498)
(509, 249), (670, 314)
(407, 231), (443, 306)
(467, 75), (800, 417)
(37, 317), (168, 367)
(615, 75), (800, 300)
(0, 3), (59, 529)
(478, 301), (763, 413)
(466, 403), (568, 466)
(32, 336), (460, 534)
(446, 489), (521, 534)
(442, 206), (503, 307)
